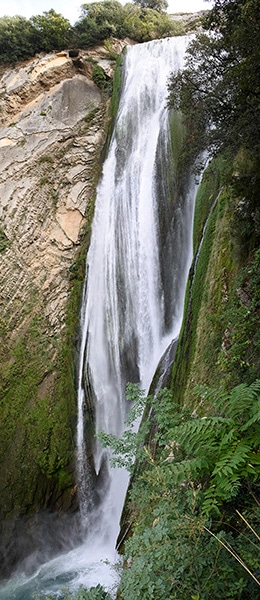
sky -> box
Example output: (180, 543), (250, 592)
(0, 1), (214, 25)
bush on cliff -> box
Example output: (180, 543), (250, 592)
(0, 1), (181, 65)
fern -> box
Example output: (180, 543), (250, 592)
(162, 380), (260, 514)
(168, 415), (228, 456)
(193, 380), (260, 513)
(99, 380), (260, 515)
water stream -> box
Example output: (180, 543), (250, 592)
(0, 35), (198, 599)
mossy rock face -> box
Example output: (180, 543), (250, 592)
(0, 43), (122, 578)
(171, 153), (260, 406)
(0, 303), (74, 501)
(0, 305), (78, 577)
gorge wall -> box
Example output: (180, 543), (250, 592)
(0, 26), (258, 592)
(0, 39), (128, 577)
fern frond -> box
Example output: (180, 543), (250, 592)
(221, 380), (260, 420)
(241, 399), (260, 431)
(169, 416), (227, 455)
(196, 380), (260, 421)
(195, 385), (229, 411)
(212, 441), (251, 478)
(219, 427), (238, 448)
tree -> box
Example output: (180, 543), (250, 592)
(0, 16), (36, 63)
(133, 0), (168, 12)
(167, 0), (260, 161)
(167, 0), (260, 249)
(75, 1), (129, 45)
(74, 1), (175, 46)
(30, 9), (71, 52)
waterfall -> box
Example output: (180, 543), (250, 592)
(0, 35), (198, 600)
(76, 33), (197, 556)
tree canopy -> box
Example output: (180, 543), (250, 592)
(0, 16), (36, 63)
(0, 1), (180, 63)
(167, 0), (260, 161)
(30, 9), (71, 53)
(74, 1), (176, 46)
(0, 10), (71, 62)
(132, 0), (168, 12)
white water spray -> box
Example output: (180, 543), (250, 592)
(0, 35), (198, 599)
(76, 33), (197, 555)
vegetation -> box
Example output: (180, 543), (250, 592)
(132, 0), (168, 12)
(101, 383), (260, 599)
(0, 0), (204, 68)
(0, 2), (184, 64)
(40, 583), (113, 599)
(97, 1), (260, 598)
(0, 288), (77, 516)
(71, 1), (180, 47)
(0, 15), (36, 63)
(30, 9), (72, 53)
(0, 227), (10, 253)
(0, 11), (71, 63)
(167, 0), (260, 244)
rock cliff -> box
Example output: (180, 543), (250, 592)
(0, 39), (127, 578)
(0, 43), (125, 339)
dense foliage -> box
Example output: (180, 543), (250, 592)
(30, 9), (72, 53)
(74, 1), (177, 46)
(0, 11), (72, 62)
(101, 1), (260, 598)
(0, 1), (182, 64)
(168, 0), (260, 160)
(101, 383), (260, 598)
(132, 0), (168, 11)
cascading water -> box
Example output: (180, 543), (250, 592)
(0, 35), (198, 599)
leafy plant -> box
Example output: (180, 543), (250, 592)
(92, 64), (112, 93)
(36, 584), (112, 599)
(97, 383), (148, 472)
(38, 155), (54, 164)
(100, 382), (260, 598)
(166, 380), (260, 514)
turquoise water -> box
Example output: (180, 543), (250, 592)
(0, 539), (121, 599)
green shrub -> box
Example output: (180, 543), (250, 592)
(92, 63), (112, 93)
(100, 382), (260, 598)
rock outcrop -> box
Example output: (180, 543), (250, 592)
(0, 39), (127, 578)
(0, 43), (126, 337)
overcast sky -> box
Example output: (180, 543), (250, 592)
(0, 1), (214, 25)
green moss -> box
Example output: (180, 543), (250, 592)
(84, 106), (99, 123)
(39, 176), (49, 186)
(216, 247), (260, 387)
(168, 110), (187, 177)
(170, 148), (260, 410)
(92, 63), (112, 94)
(104, 53), (124, 155)
(192, 155), (228, 253)
(170, 156), (236, 404)
(38, 154), (54, 164)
